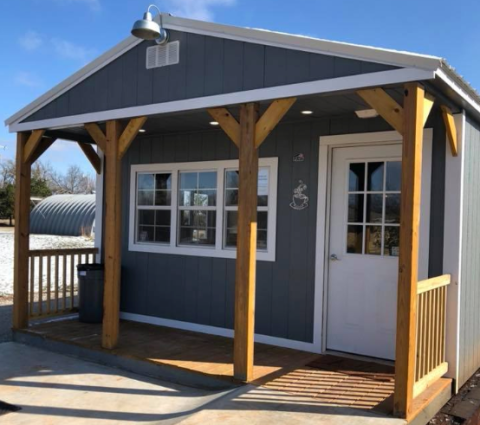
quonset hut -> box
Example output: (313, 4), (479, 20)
(30, 194), (95, 237)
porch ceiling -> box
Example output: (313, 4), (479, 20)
(45, 87), (406, 144)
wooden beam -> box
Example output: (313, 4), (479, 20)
(118, 117), (147, 159)
(23, 130), (45, 164)
(234, 102), (259, 382)
(357, 88), (404, 134)
(423, 93), (435, 127)
(85, 123), (107, 152)
(29, 137), (56, 164)
(440, 105), (458, 157)
(78, 142), (102, 174)
(394, 82), (425, 420)
(207, 108), (240, 146)
(13, 133), (31, 329)
(102, 120), (122, 350)
(255, 97), (296, 148)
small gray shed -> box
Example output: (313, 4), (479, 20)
(30, 194), (96, 237)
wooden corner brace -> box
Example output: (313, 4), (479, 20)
(84, 116), (147, 160)
(78, 143), (102, 174)
(23, 129), (46, 164)
(440, 105), (458, 156)
(207, 97), (297, 148)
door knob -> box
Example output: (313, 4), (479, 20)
(330, 254), (340, 261)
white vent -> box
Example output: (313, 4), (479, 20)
(146, 41), (180, 70)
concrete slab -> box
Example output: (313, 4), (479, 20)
(0, 342), (230, 425)
(176, 384), (408, 425)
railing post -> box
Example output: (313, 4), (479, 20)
(13, 132), (31, 329)
(394, 83), (425, 419)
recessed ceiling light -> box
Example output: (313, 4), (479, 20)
(210, 121), (220, 126)
(301, 110), (313, 115)
(139, 129), (146, 133)
(355, 109), (379, 119)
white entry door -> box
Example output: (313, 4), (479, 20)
(326, 144), (402, 360)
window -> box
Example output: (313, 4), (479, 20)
(129, 158), (278, 261)
(346, 160), (401, 256)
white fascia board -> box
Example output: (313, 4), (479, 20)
(436, 68), (480, 117)
(160, 14), (442, 71)
(4, 36), (143, 127)
(8, 67), (435, 133)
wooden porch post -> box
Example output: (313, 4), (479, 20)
(12, 132), (31, 329)
(394, 83), (425, 419)
(102, 120), (122, 349)
(234, 103), (259, 382)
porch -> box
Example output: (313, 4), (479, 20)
(11, 77), (459, 423)
(14, 317), (451, 424)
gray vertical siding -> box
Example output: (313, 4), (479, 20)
(23, 31), (396, 123)
(120, 115), (396, 344)
(458, 117), (480, 386)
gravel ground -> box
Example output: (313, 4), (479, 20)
(0, 231), (94, 343)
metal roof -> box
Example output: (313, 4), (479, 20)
(30, 194), (96, 237)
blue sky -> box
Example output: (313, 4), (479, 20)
(1, 0), (479, 173)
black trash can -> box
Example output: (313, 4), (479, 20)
(77, 263), (104, 323)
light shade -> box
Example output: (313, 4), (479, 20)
(131, 12), (161, 40)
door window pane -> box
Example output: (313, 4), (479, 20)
(347, 225), (363, 254)
(365, 226), (382, 255)
(349, 163), (365, 191)
(366, 194), (383, 223)
(367, 162), (384, 191)
(384, 227), (400, 256)
(348, 194), (364, 223)
(385, 194), (401, 224)
(386, 161), (401, 191)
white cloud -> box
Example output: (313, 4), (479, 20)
(161, 0), (235, 21)
(14, 71), (43, 88)
(51, 38), (97, 63)
(18, 31), (43, 51)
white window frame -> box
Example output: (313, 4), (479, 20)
(129, 158), (278, 262)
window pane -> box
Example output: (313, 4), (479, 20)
(180, 210), (216, 228)
(349, 163), (365, 191)
(196, 190), (216, 206)
(257, 230), (267, 250)
(226, 211), (237, 228)
(138, 209), (154, 226)
(384, 226), (400, 257)
(155, 191), (171, 206)
(180, 172), (197, 189)
(155, 173), (171, 190)
(199, 172), (217, 189)
(179, 190), (194, 207)
(365, 226), (382, 255)
(258, 211), (268, 230)
(347, 225), (363, 254)
(348, 194), (364, 223)
(138, 174), (154, 190)
(225, 228), (237, 247)
(258, 168), (269, 206)
(367, 162), (384, 191)
(155, 210), (171, 226)
(179, 227), (216, 246)
(154, 227), (170, 243)
(385, 194), (401, 224)
(225, 170), (239, 189)
(138, 190), (154, 206)
(138, 226), (154, 242)
(366, 194), (383, 223)
(386, 161), (401, 191)
(225, 189), (238, 206)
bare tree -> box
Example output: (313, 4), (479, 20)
(50, 165), (96, 194)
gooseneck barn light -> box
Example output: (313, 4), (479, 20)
(131, 5), (169, 44)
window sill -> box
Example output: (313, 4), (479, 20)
(128, 242), (276, 262)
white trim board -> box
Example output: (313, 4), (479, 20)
(314, 130), (433, 355)
(120, 312), (321, 353)
(9, 68), (434, 133)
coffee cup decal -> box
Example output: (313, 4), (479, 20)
(290, 180), (309, 210)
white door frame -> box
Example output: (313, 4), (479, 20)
(313, 129), (433, 355)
